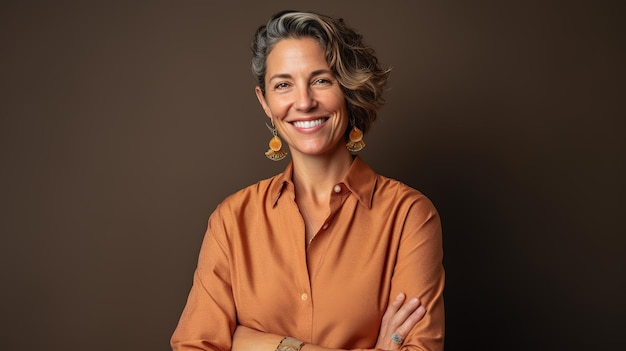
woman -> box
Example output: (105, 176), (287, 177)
(171, 10), (444, 351)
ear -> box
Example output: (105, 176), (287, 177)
(255, 86), (272, 119)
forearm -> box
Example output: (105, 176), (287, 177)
(232, 292), (425, 351)
(302, 343), (350, 351)
(232, 326), (351, 351)
(232, 326), (282, 351)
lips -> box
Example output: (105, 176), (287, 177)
(291, 118), (328, 129)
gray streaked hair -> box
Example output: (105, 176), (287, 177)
(251, 10), (390, 136)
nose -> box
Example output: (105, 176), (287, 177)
(294, 85), (317, 111)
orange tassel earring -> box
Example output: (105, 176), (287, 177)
(265, 121), (288, 161)
(346, 125), (365, 152)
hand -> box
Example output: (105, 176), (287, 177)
(375, 293), (426, 351)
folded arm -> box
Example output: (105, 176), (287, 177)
(232, 293), (426, 351)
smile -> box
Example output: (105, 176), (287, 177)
(291, 118), (328, 129)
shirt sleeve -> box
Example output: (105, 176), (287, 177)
(392, 195), (445, 351)
(171, 205), (237, 351)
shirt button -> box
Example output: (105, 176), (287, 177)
(301, 293), (308, 301)
(333, 185), (342, 193)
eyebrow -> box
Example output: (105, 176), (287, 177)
(267, 69), (334, 82)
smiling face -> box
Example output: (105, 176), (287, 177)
(255, 37), (349, 160)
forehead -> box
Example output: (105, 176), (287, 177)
(266, 37), (329, 74)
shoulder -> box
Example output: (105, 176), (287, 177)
(375, 175), (436, 208)
(204, 174), (282, 242)
(373, 175), (442, 243)
(211, 173), (282, 218)
(372, 174), (440, 225)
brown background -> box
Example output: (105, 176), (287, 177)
(1, 1), (624, 350)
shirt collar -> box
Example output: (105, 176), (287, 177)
(270, 156), (376, 209)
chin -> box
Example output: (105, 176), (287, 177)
(300, 144), (346, 158)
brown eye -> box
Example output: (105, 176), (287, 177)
(313, 78), (332, 86)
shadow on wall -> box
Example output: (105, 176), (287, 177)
(416, 133), (622, 350)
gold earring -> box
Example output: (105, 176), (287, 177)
(346, 125), (365, 152)
(265, 122), (288, 161)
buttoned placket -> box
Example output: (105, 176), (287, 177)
(306, 183), (344, 247)
(277, 184), (315, 339)
(307, 183), (348, 248)
(294, 182), (352, 341)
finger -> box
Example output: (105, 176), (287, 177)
(389, 297), (421, 328)
(379, 297), (423, 349)
(395, 305), (426, 337)
(380, 293), (406, 326)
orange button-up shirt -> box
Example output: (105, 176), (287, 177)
(171, 157), (444, 351)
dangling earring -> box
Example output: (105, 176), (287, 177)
(346, 123), (365, 152)
(265, 121), (288, 161)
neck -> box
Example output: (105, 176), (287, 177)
(290, 148), (353, 203)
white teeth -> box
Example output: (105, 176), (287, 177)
(292, 118), (326, 129)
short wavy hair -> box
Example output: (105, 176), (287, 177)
(251, 10), (391, 137)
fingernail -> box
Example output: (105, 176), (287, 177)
(396, 293), (405, 300)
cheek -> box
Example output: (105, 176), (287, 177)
(266, 97), (291, 116)
(331, 91), (348, 111)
